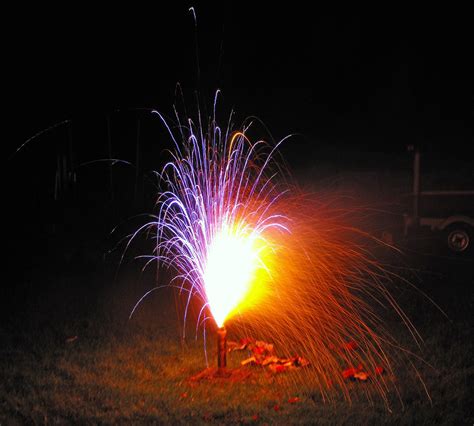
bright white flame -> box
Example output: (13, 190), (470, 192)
(204, 225), (259, 327)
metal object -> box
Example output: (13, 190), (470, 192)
(447, 225), (471, 252)
(217, 327), (227, 369)
(404, 146), (474, 253)
(216, 326), (228, 376)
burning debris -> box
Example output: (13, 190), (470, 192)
(228, 338), (310, 373)
(342, 364), (385, 382)
(188, 335), (388, 389)
(188, 337), (310, 383)
(227, 338), (385, 381)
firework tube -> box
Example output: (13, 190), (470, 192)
(217, 326), (227, 372)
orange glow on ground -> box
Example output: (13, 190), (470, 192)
(203, 223), (267, 327)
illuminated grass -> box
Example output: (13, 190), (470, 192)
(0, 266), (471, 424)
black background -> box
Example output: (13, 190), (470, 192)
(4, 2), (473, 274)
(5, 3), (473, 157)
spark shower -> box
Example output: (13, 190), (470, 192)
(130, 92), (427, 407)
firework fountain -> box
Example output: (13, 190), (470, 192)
(131, 92), (427, 407)
(147, 92), (290, 376)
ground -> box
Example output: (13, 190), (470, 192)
(1, 238), (472, 425)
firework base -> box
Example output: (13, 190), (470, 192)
(189, 367), (252, 383)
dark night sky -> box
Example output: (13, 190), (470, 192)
(5, 3), (473, 155)
(3, 0), (473, 236)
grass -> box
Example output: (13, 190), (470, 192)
(1, 250), (473, 425)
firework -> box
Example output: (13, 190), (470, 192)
(131, 92), (427, 408)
